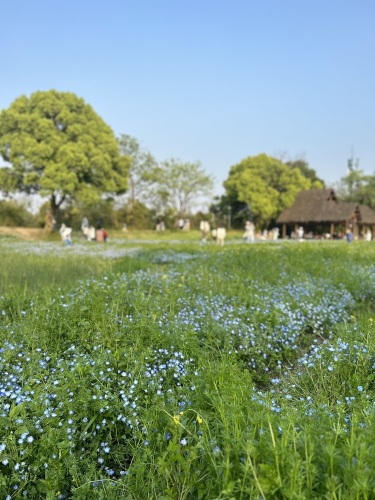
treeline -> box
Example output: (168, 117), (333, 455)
(1, 89), (372, 232)
(0, 198), (209, 231)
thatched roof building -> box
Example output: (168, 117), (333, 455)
(277, 189), (375, 238)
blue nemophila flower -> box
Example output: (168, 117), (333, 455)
(358, 386), (363, 392)
(180, 438), (187, 446)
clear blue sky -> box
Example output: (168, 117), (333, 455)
(1, 0), (375, 196)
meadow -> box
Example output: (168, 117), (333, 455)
(1, 232), (375, 499)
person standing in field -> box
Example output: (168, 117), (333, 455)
(346, 228), (354, 243)
(216, 223), (226, 246)
(81, 216), (89, 239)
(200, 220), (210, 243)
(59, 223), (72, 245)
(244, 220), (255, 243)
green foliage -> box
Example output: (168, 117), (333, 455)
(149, 158), (214, 216)
(335, 169), (375, 210)
(224, 154), (320, 226)
(286, 159), (325, 188)
(0, 199), (35, 226)
(0, 90), (129, 216)
(116, 199), (156, 229)
(1, 239), (375, 497)
(117, 134), (156, 207)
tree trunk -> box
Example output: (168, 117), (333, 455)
(43, 194), (65, 233)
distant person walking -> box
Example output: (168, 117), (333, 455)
(88, 225), (96, 241)
(200, 220), (210, 243)
(271, 227), (279, 240)
(365, 228), (372, 241)
(96, 227), (108, 243)
(81, 216), (89, 240)
(59, 223), (72, 245)
(216, 223), (226, 246)
(346, 228), (354, 243)
(244, 220), (255, 243)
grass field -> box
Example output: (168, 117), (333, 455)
(1, 232), (375, 499)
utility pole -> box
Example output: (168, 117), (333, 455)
(347, 147), (359, 174)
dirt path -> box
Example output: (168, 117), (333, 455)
(0, 226), (44, 240)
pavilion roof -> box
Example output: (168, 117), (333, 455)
(277, 189), (375, 225)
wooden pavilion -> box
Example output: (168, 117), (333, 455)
(276, 189), (375, 238)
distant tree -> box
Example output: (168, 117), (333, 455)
(0, 90), (129, 226)
(117, 134), (156, 206)
(0, 200), (35, 227)
(150, 159), (214, 216)
(286, 159), (325, 188)
(209, 194), (249, 229)
(116, 200), (155, 229)
(224, 154), (315, 226)
(335, 169), (366, 199)
(334, 169), (375, 209)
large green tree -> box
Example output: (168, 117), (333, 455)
(224, 154), (322, 226)
(0, 90), (129, 222)
(150, 159), (214, 215)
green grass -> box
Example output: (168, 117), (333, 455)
(1, 238), (375, 498)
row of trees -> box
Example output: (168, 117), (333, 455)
(0, 90), (213, 230)
(3, 89), (364, 231)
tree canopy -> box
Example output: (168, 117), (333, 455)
(335, 168), (375, 209)
(0, 90), (129, 217)
(117, 134), (156, 207)
(224, 154), (324, 226)
(286, 159), (325, 187)
(149, 159), (214, 216)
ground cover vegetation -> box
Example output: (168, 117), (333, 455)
(1, 237), (375, 498)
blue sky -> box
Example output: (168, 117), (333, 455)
(1, 0), (375, 197)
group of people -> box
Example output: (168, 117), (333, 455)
(155, 217), (166, 231)
(200, 220), (227, 245)
(81, 217), (108, 242)
(178, 218), (191, 231)
(59, 217), (108, 245)
(243, 221), (279, 242)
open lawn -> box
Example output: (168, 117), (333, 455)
(0, 234), (375, 498)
